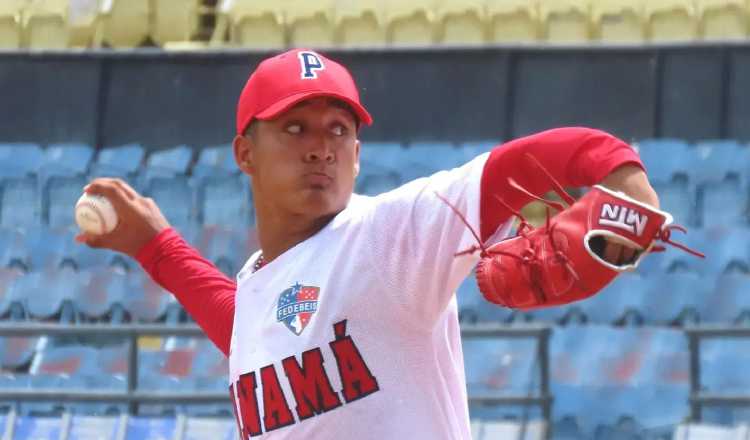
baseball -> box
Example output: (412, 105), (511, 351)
(75, 193), (119, 235)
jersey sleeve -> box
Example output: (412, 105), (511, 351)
(364, 127), (643, 328)
(136, 228), (236, 356)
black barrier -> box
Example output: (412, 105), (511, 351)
(0, 43), (749, 149)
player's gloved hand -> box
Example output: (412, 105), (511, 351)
(599, 165), (660, 266)
(74, 178), (170, 257)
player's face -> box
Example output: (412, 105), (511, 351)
(236, 98), (360, 219)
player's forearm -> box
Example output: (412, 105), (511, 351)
(136, 228), (235, 356)
(479, 127), (643, 241)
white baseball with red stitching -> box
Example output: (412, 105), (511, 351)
(75, 193), (118, 235)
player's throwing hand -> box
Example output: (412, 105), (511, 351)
(74, 178), (170, 257)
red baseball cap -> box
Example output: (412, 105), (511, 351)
(236, 49), (373, 135)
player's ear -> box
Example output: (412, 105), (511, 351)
(353, 139), (360, 178)
(233, 133), (255, 175)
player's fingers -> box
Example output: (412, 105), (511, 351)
(111, 179), (138, 200)
(621, 247), (637, 264)
(84, 180), (133, 212)
(604, 242), (620, 265)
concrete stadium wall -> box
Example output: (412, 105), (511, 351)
(0, 44), (748, 149)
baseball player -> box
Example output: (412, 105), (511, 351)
(77, 49), (667, 439)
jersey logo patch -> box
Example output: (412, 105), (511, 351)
(277, 283), (320, 335)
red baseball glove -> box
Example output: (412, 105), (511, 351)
(439, 153), (703, 310)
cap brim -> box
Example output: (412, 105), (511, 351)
(255, 91), (373, 126)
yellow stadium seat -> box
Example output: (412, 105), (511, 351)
(93, 0), (150, 48)
(335, 0), (386, 47)
(698, 0), (748, 39)
(487, 0), (541, 43)
(24, 0), (69, 49)
(285, 0), (335, 47)
(152, 0), (201, 46)
(215, 0), (285, 49)
(646, 0), (699, 41)
(539, 0), (591, 43)
(0, 0), (27, 49)
(592, 0), (647, 42)
(436, 0), (487, 44)
(68, 0), (100, 47)
(385, 0), (437, 45)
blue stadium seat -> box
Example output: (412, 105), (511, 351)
(635, 139), (693, 183)
(11, 415), (64, 439)
(23, 268), (82, 322)
(644, 271), (710, 324)
(41, 142), (94, 179)
(141, 145), (193, 182)
(0, 143), (43, 179)
(638, 225), (706, 275)
(193, 144), (236, 178)
(406, 142), (463, 180)
(93, 344), (128, 388)
(0, 267), (23, 318)
(700, 227), (750, 274)
(199, 175), (253, 227)
(639, 328), (689, 387)
(651, 181), (694, 227)
(68, 415), (122, 437)
(144, 177), (194, 229)
(580, 273), (648, 324)
(463, 338), (537, 396)
(693, 140), (749, 185)
(44, 176), (87, 228)
(71, 242), (122, 271)
(359, 142), (403, 171)
(704, 272), (750, 324)
(702, 339), (750, 393)
(194, 225), (255, 275)
(461, 141), (497, 161)
(124, 272), (172, 322)
(183, 417), (237, 440)
(90, 144), (145, 179)
(75, 268), (126, 320)
(699, 180), (748, 228)
(356, 172), (402, 196)
(24, 227), (78, 272)
(30, 345), (98, 377)
(0, 336), (37, 371)
(125, 416), (178, 440)
(0, 177), (41, 228)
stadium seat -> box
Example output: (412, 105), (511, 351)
(215, 0), (285, 49)
(646, 0), (699, 41)
(23, 0), (69, 49)
(19, 268), (80, 321)
(644, 271), (711, 324)
(93, 0), (150, 48)
(183, 417), (237, 440)
(0, 177), (41, 228)
(436, 0), (486, 45)
(25, 226), (76, 272)
(0, 267), (23, 317)
(700, 227), (750, 274)
(356, 173), (402, 196)
(384, 0), (437, 45)
(359, 141), (404, 173)
(702, 339), (750, 392)
(580, 273), (649, 325)
(704, 272), (750, 323)
(487, 0), (540, 42)
(42, 143), (94, 178)
(125, 416), (178, 440)
(693, 140), (749, 185)
(635, 138), (692, 183)
(124, 271), (172, 322)
(0, 142), (43, 178)
(75, 268), (125, 320)
(698, 0), (749, 39)
(456, 271), (513, 323)
(0, 336), (37, 371)
(652, 181), (694, 227)
(463, 338), (537, 396)
(0, 0), (25, 49)
(44, 176), (87, 228)
(11, 415), (64, 438)
(461, 141), (497, 160)
(335, 0), (386, 46)
(699, 180), (747, 228)
(285, 0), (336, 47)
(144, 177), (194, 229)
(141, 145), (193, 181)
(68, 415), (122, 438)
(592, 0), (647, 42)
(151, 0), (200, 46)
(639, 328), (689, 386)
(192, 144), (235, 179)
(90, 144), (145, 179)
(540, 0), (591, 43)
(199, 175), (252, 227)
(407, 141), (464, 175)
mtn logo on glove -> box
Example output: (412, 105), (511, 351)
(598, 203), (648, 236)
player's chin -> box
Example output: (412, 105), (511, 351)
(297, 188), (348, 214)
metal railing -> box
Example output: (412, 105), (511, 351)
(686, 326), (750, 421)
(0, 322), (552, 436)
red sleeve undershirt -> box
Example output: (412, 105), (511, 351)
(135, 127), (643, 356)
(479, 127), (643, 241)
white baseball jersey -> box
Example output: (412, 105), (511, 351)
(228, 152), (512, 439)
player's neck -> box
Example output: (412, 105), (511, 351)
(255, 210), (336, 263)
